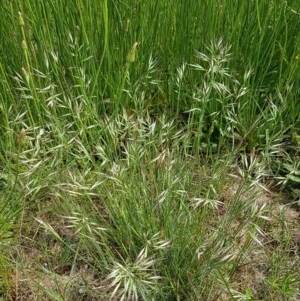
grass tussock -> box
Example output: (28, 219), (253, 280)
(0, 0), (300, 300)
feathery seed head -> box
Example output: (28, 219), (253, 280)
(17, 128), (26, 146)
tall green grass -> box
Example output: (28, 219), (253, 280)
(1, 0), (300, 300)
(1, 0), (299, 150)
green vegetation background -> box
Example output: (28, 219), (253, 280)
(0, 1), (300, 300)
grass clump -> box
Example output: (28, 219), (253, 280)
(0, 0), (300, 300)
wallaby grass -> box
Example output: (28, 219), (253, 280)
(1, 0), (300, 300)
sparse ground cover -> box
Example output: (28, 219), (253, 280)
(0, 1), (300, 300)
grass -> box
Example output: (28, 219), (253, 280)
(0, 0), (300, 300)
